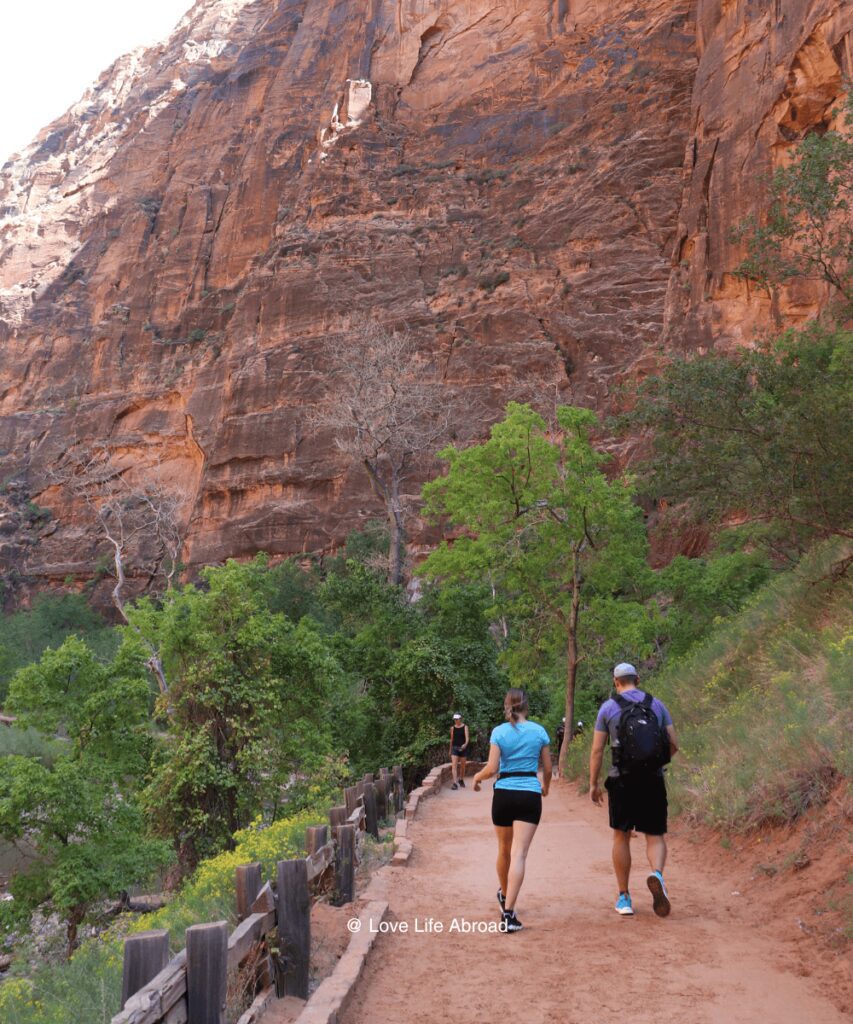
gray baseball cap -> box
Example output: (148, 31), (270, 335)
(613, 662), (638, 678)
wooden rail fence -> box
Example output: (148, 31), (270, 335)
(112, 765), (406, 1024)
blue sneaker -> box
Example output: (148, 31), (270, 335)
(615, 892), (634, 916)
(647, 871), (671, 917)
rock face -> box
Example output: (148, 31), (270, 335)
(665, 0), (852, 349)
(0, 0), (849, 601)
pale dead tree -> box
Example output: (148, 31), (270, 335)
(312, 324), (454, 587)
(56, 444), (189, 695)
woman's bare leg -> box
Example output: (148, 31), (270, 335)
(494, 826), (513, 894)
(505, 820), (538, 911)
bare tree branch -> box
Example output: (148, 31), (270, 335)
(310, 323), (455, 586)
(50, 443), (191, 694)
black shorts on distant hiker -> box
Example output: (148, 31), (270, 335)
(589, 663), (679, 919)
(449, 713), (469, 789)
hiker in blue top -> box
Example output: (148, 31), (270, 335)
(473, 688), (551, 933)
(589, 663), (679, 919)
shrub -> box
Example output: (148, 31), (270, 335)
(477, 270), (510, 293)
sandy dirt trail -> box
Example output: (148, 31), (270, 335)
(344, 780), (845, 1024)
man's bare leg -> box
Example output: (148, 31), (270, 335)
(646, 833), (666, 874)
(612, 829), (631, 892)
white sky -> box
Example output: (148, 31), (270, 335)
(1, 1), (195, 165)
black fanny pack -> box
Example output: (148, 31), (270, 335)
(496, 771), (537, 781)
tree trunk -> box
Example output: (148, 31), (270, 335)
(108, 537), (129, 624)
(106, 534), (170, 695)
(388, 475), (406, 588)
(362, 458), (405, 587)
(559, 547), (582, 773)
(66, 905), (85, 959)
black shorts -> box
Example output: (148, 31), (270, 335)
(491, 788), (542, 827)
(451, 746), (467, 757)
(605, 773), (668, 835)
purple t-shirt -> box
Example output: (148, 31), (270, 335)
(595, 689), (673, 778)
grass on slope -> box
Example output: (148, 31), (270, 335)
(567, 542), (852, 832)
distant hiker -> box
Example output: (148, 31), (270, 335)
(554, 718), (566, 777)
(473, 689), (552, 933)
(589, 663), (678, 918)
(450, 712), (470, 790)
(573, 720), (585, 739)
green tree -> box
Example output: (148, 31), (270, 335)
(0, 593), (115, 703)
(1, 637), (169, 956)
(0, 757), (170, 957)
(317, 564), (504, 768)
(628, 323), (853, 559)
(421, 403), (654, 767)
(134, 559), (343, 872)
(732, 92), (852, 321)
(7, 636), (152, 776)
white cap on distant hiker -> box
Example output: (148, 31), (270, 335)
(453, 712), (462, 719)
(613, 663), (637, 678)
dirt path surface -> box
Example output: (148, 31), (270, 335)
(343, 781), (847, 1024)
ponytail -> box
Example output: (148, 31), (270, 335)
(504, 688), (529, 727)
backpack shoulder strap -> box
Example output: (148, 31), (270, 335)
(641, 692), (654, 709)
(614, 695), (632, 710)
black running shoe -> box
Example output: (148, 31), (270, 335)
(497, 888), (506, 912)
(502, 910), (523, 933)
(451, 782), (459, 790)
(458, 778), (466, 788)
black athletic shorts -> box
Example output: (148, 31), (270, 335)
(451, 746), (467, 757)
(605, 773), (668, 835)
(491, 788), (542, 827)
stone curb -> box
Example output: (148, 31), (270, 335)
(293, 900), (389, 1024)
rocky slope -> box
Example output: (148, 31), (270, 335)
(0, 0), (849, 601)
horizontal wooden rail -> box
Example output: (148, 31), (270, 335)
(227, 911), (277, 969)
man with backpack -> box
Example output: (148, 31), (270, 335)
(589, 663), (678, 918)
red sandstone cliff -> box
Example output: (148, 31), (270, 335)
(0, 0), (849, 600)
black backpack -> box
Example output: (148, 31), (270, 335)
(613, 693), (670, 775)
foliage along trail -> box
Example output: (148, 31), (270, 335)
(343, 781), (847, 1024)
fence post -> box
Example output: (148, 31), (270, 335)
(306, 825), (329, 855)
(186, 921), (228, 1024)
(329, 805), (347, 829)
(379, 768), (392, 817)
(120, 929), (170, 1009)
(362, 772), (374, 784)
(235, 862), (263, 921)
(393, 765), (405, 812)
(334, 823), (356, 905)
(344, 785), (360, 817)
(363, 781), (379, 839)
(277, 859), (311, 999)
(375, 776), (387, 820)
